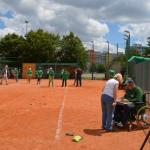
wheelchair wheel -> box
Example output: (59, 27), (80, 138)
(136, 106), (150, 128)
(128, 124), (132, 132)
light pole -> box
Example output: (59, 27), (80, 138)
(25, 20), (29, 35)
(117, 43), (119, 56)
(124, 30), (130, 55)
(91, 41), (94, 80)
(106, 41), (110, 66)
(124, 30), (130, 76)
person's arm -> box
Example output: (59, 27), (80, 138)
(113, 83), (119, 101)
(101, 86), (105, 93)
(112, 84), (119, 107)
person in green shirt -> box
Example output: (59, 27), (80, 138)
(124, 80), (143, 104)
(36, 67), (43, 84)
(114, 79), (144, 126)
(61, 69), (69, 87)
(13, 68), (19, 82)
(27, 68), (32, 84)
(61, 69), (64, 79)
(48, 67), (55, 87)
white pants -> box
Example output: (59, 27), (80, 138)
(4, 74), (8, 83)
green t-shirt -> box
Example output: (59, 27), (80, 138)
(62, 71), (69, 80)
(14, 69), (19, 77)
(109, 69), (115, 78)
(124, 86), (143, 103)
(27, 69), (32, 76)
(48, 70), (55, 77)
(36, 69), (43, 78)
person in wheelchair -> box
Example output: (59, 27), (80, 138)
(114, 79), (144, 127)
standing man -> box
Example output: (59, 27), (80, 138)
(61, 69), (64, 79)
(62, 69), (69, 87)
(2, 65), (10, 85)
(48, 67), (55, 87)
(27, 67), (32, 84)
(73, 69), (77, 86)
(36, 67), (43, 85)
(76, 68), (83, 87)
(13, 68), (19, 82)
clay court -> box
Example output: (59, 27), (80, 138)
(0, 79), (149, 150)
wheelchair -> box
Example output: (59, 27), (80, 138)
(113, 92), (150, 131)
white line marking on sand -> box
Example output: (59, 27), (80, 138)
(55, 87), (67, 141)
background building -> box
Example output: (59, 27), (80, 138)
(87, 50), (123, 66)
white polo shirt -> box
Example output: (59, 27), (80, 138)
(102, 79), (119, 98)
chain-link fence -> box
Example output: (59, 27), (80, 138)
(36, 63), (78, 79)
(128, 58), (150, 91)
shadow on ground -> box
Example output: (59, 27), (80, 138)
(83, 126), (146, 136)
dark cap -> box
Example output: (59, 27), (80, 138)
(125, 78), (134, 84)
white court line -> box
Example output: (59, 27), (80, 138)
(55, 87), (67, 141)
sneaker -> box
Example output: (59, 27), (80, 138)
(117, 122), (123, 127)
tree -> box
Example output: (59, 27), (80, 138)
(0, 33), (25, 63)
(58, 32), (88, 68)
(24, 29), (60, 63)
(0, 30), (88, 68)
(127, 47), (141, 58)
(143, 47), (150, 57)
(96, 64), (106, 73)
(143, 37), (150, 57)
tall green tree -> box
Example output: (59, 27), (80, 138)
(0, 30), (87, 68)
(143, 37), (150, 57)
(127, 47), (141, 58)
(58, 32), (87, 68)
(24, 29), (60, 63)
(0, 33), (25, 62)
(143, 47), (150, 57)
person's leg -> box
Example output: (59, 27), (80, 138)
(39, 78), (40, 84)
(105, 96), (114, 130)
(29, 77), (31, 84)
(48, 78), (51, 86)
(65, 80), (67, 87)
(52, 78), (54, 87)
(76, 77), (78, 87)
(16, 75), (19, 82)
(114, 104), (123, 123)
(16, 76), (18, 82)
(6, 74), (8, 85)
(74, 77), (76, 85)
(121, 104), (135, 125)
(79, 77), (82, 86)
(4, 74), (7, 84)
(62, 80), (64, 87)
(0, 78), (2, 85)
(101, 94), (107, 129)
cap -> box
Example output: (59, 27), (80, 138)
(125, 78), (134, 84)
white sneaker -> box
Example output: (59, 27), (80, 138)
(117, 122), (123, 127)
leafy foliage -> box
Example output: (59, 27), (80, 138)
(0, 30), (87, 68)
(90, 63), (106, 73)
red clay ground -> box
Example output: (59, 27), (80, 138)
(0, 79), (149, 150)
